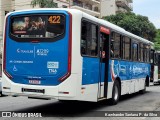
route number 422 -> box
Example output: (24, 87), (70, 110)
(48, 16), (60, 24)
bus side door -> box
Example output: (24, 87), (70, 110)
(98, 27), (110, 99)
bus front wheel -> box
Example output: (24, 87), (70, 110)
(111, 80), (120, 105)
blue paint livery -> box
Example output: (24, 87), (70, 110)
(5, 10), (70, 86)
(82, 57), (100, 85)
(82, 58), (150, 85)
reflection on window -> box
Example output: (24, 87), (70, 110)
(150, 50), (154, 63)
(81, 21), (98, 56)
(111, 32), (121, 58)
(123, 37), (130, 60)
(11, 15), (65, 38)
(132, 42), (138, 61)
(143, 44), (150, 62)
(140, 43), (144, 61)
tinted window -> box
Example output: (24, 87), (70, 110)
(11, 15), (65, 39)
(81, 21), (98, 56)
(140, 43), (144, 61)
(132, 42), (138, 61)
(123, 37), (131, 60)
(111, 32), (121, 58)
(143, 45), (150, 62)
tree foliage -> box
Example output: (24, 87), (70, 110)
(102, 12), (156, 41)
(154, 29), (160, 50)
(31, 0), (57, 8)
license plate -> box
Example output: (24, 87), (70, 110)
(29, 80), (41, 84)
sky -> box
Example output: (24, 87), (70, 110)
(133, 0), (160, 29)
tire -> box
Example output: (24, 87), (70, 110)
(111, 80), (120, 105)
(0, 92), (5, 97)
(12, 95), (18, 97)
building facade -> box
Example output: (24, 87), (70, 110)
(0, 0), (133, 48)
(101, 0), (132, 17)
(0, 0), (133, 35)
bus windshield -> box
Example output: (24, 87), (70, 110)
(11, 15), (65, 39)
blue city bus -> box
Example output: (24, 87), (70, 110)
(2, 9), (154, 104)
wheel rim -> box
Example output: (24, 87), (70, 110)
(114, 85), (119, 100)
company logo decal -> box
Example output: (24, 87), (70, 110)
(17, 49), (33, 54)
(36, 49), (49, 56)
(47, 62), (59, 74)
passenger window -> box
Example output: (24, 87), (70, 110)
(123, 37), (131, 60)
(132, 42), (138, 61)
(81, 21), (98, 56)
(111, 32), (121, 58)
(11, 15), (65, 39)
(140, 43), (144, 62)
(150, 50), (154, 63)
(143, 45), (150, 62)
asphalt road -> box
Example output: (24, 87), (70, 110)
(0, 84), (160, 120)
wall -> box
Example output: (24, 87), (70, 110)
(101, 0), (116, 17)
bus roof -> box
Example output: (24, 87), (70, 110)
(81, 11), (154, 46)
(7, 8), (154, 46)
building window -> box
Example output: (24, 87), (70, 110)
(5, 11), (9, 15)
(73, 0), (83, 7)
(81, 21), (98, 56)
(55, 3), (58, 7)
(62, 5), (68, 8)
(94, 7), (99, 12)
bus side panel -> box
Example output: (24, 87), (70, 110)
(153, 65), (158, 83)
(107, 60), (150, 98)
(82, 57), (100, 85)
(2, 73), (12, 95)
(80, 57), (99, 102)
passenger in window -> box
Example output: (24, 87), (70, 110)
(111, 39), (114, 58)
(23, 17), (32, 31)
(111, 47), (114, 58)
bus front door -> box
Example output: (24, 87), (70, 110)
(98, 30), (110, 99)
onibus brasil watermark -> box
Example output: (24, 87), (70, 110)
(1, 112), (42, 118)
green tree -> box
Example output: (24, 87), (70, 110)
(103, 12), (156, 41)
(31, 0), (57, 8)
(154, 29), (160, 50)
